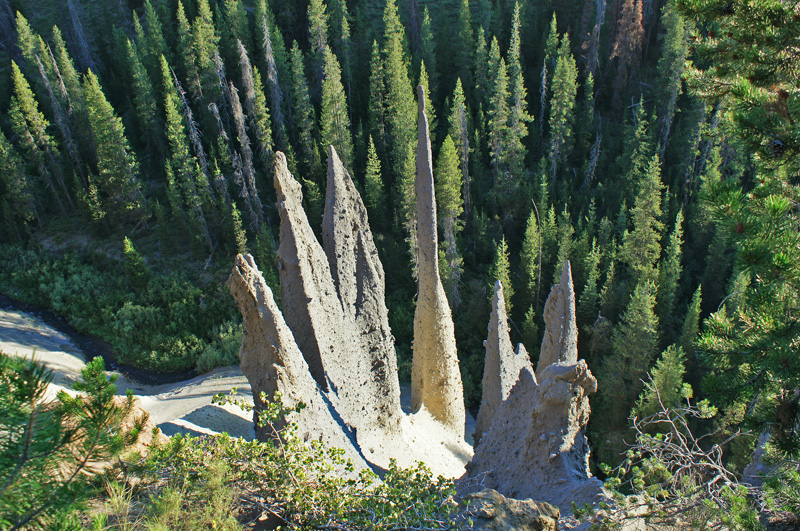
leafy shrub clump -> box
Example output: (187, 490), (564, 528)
(0, 244), (237, 373)
(90, 393), (464, 530)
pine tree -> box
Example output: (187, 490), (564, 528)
(382, 0), (416, 182)
(634, 344), (687, 419)
(0, 130), (37, 238)
(656, 209), (684, 333)
(192, 0), (221, 98)
(474, 27), (490, 111)
(520, 208), (542, 309)
(621, 153), (665, 286)
(160, 55), (213, 247)
(125, 38), (162, 154)
(364, 135), (386, 224)
(319, 47), (353, 169)
(382, 0), (416, 248)
(123, 236), (150, 289)
(368, 40), (387, 159)
(419, 6), (437, 96)
(506, 1), (532, 179)
(600, 280), (660, 427)
(447, 78), (471, 221)
(176, 1), (200, 98)
(678, 286), (701, 356)
(489, 236), (514, 313)
(307, 0), (329, 93)
(329, 0), (352, 91)
(548, 34), (578, 184)
(51, 26), (83, 114)
(577, 238), (601, 329)
(289, 41), (322, 179)
(487, 38), (510, 189)
(258, 5), (287, 151)
(539, 13), (559, 142)
(9, 61), (71, 212)
(451, 0), (474, 89)
(656, 0), (688, 158)
(142, 0), (168, 76)
(83, 69), (144, 223)
(436, 135), (464, 307)
(553, 206), (575, 286)
(239, 41), (273, 165)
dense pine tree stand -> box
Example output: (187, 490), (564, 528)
(1, 0), (799, 526)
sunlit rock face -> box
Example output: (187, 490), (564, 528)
(410, 84), (466, 437)
(229, 88), (603, 513)
(466, 262), (604, 510)
(473, 281), (532, 446)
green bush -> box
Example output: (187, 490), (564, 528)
(0, 244), (238, 373)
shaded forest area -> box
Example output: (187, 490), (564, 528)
(0, 0), (797, 474)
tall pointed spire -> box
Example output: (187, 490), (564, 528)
(410, 85), (466, 436)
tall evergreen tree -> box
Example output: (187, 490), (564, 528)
(600, 280), (660, 427)
(634, 344), (687, 418)
(363, 135), (386, 224)
(436, 135), (464, 307)
(548, 34), (578, 184)
(451, 0), (474, 89)
(447, 78), (471, 221)
(489, 235), (514, 312)
(382, 0), (416, 247)
(82, 70), (144, 224)
(289, 41), (322, 179)
(486, 38), (510, 193)
(319, 47), (353, 169)
(0, 130), (38, 238)
(9, 61), (72, 212)
(125, 38), (162, 155)
(621, 153), (665, 286)
(176, 1), (200, 98)
(238, 41), (273, 165)
(419, 6), (437, 97)
(192, 0), (221, 98)
(368, 40), (387, 160)
(655, 0), (689, 158)
(307, 0), (329, 94)
(520, 208), (542, 309)
(160, 55), (213, 247)
(142, 0), (168, 76)
(506, 1), (532, 179)
(678, 286), (701, 356)
(656, 209), (684, 333)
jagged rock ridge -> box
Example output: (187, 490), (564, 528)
(466, 262), (604, 510)
(474, 281), (533, 446)
(229, 86), (602, 514)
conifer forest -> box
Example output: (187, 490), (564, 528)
(1, 0), (799, 527)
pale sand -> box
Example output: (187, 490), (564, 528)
(0, 307), (476, 477)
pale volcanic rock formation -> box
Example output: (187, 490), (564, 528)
(234, 149), (471, 476)
(473, 281), (533, 446)
(410, 84), (466, 437)
(227, 253), (368, 469)
(273, 152), (401, 450)
(321, 145), (402, 432)
(466, 261), (604, 510)
(536, 261), (578, 374)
